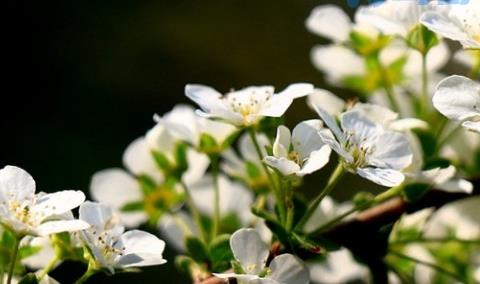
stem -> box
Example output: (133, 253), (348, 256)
(308, 185), (403, 236)
(391, 238), (480, 245)
(247, 128), (286, 222)
(389, 250), (465, 282)
(295, 163), (345, 231)
(38, 255), (60, 281)
(375, 54), (400, 114)
(211, 156), (221, 239)
(181, 181), (208, 243)
(436, 124), (462, 151)
(74, 266), (96, 284)
(420, 53), (429, 116)
(7, 235), (20, 284)
(470, 53), (480, 80)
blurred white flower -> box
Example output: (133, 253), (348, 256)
(355, 0), (426, 37)
(421, 0), (480, 49)
(314, 107), (413, 187)
(410, 165), (473, 194)
(454, 49), (480, 68)
(264, 120), (331, 176)
(309, 248), (368, 284)
(214, 228), (309, 284)
(185, 83), (314, 127)
(158, 175), (254, 251)
(432, 75), (480, 133)
(303, 196), (353, 234)
(153, 104), (237, 149)
(0, 166), (88, 237)
(21, 236), (56, 270)
(79, 202), (166, 272)
(90, 129), (209, 227)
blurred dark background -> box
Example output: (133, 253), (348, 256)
(2, 1), (375, 282)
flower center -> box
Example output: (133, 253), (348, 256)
(287, 151), (302, 165)
(91, 229), (126, 263)
(225, 88), (273, 124)
(343, 132), (374, 170)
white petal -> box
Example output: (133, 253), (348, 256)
(432, 75), (480, 121)
(157, 212), (197, 252)
(213, 273), (260, 282)
(182, 149), (209, 186)
(276, 83), (314, 99)
(351, 103), (398, 126)
(369, 131), (413, 171)
(307, 89), (345, 117)
(115, 230), (166, 267)
(145, 124), (176, 157)
(306, 5), (352, 42)
(462, 120), (480, 133)
(313, 105), (344, 142)
(311, 45), (365, 82)
(90, 168), (142, 206)
(185, 84), (224, 114)
(420, 11), (479, 49)
(264, 157), (300, 176)
(273, 126), (291, 158)
(21, 237), (56, 269)
(240, 133), (269, 162)
(230, 228), (269, 275)
(268, 254), (309, 284)
(297, 146), (331, 176)
(36, 220), (90, 236)
(357, 167), (405, 187)
(122, 137), (162, 182)
(318, 129), (353, 163)
(436, 179), (473, 194)
(0, 165), (36, 203)
(291, 119), (324, 158)
(33, 190), (86, 217)
(79, 201), (120, 231)
(388, 118), (429, 131)
(341, 111), (381, 146)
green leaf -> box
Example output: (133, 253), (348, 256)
(403, 183), (431, 202)
(175, 255), (196, 273)
(18, 273), (39, 284)
(174, 143), (189, 174)
(246, 161), (262, 179)
(413, 129), (437, 160)
(18, 246), (42, 259)
(209, 234), (233, 271)
(407, 24), (439, 54)
(199, 133), (218, 154)
(152, 150), (171, 172)
(138, 174), (157, 195)
(265, 220), (290, 246)
(185, 237), (209, 263)
(231, 260), (245, 274)
(291, 232), (325, 255)
(424, 158), (451, 170)
(120, 201), (144, 212)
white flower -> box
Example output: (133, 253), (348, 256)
(153, 104), (237, 149)
(314, 107), (413, 187)
(432, 75), (480, 133)
(454, 49), (480, 68)
(0, 166), (88, 237)
(308, 248), (368, 284)
(306, 5), (353, 42)
(79, 201), (166, 272)
(410, 165), (473, 194)
(355, 0), (426, 37)
(21, 236), (55, 269)
(158, 175), (254, 251)
(214, 228), (309, 284)
(91, 132), (209, 227)
(185, 83), (314, 126)
(420, 0), (480, 49)
(264, 120), (331, 176)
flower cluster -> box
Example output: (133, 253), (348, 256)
(2, 0), (479, 283)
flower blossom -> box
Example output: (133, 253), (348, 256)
(432, 75), (480, 133)
(314, 106), (413, 187)
(0, 166), (88, 237)
(79, 201), (166, 272)
(214, 228), (309, 284)
(264, 120), (331, 176)
(185, 83), (314, 126)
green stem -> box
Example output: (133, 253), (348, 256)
(420, 53), (430, 116)
(391, 238), (480, 245)
(7, 235), (20, 284)
(180, 181), (208, 243)
(470, 54), (480, 80)
(74, 266), (96, 284)
(295, 163), (345, 232)
(308, 185), (403, 236)
(375, 54), (400, 114)
(436, 124), (462, 151)
(389, 250), (465, 282)
(38, 255), (60, 281)
(247, 128), (285, 223)
(211, 156), (221, 239)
